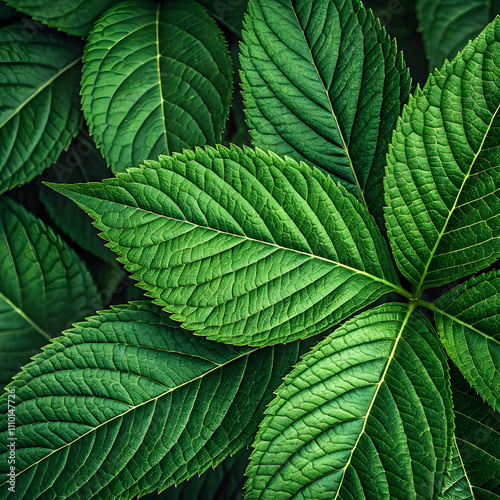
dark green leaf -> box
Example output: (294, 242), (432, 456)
(40, 133), (117, 266)
(48, 145), (401, 347)
(0, 22), (82, 194)
(0, 302), (305, 499)
(440, 384), (500, 498)
(81, 0), (233, 173)
(240, 0), (410, 223)
(435, 270), (500, 412)
(0, 197), (99, 390)
(416, 0), (500, 71)
(4, 0), (121, 37)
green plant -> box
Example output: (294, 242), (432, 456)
(0, 0), (499, 498)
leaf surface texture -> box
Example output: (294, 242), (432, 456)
(0, 197), (99, 390)
(440, 383), (500, 498)
(246, 303), (453, 499)
(435, 270), (500, 411)
(49, 145), (399, 347)
(4, 0), (121, 37)
(81, 0), (233, 173)
(0, 302), (304, 499)
(385, 19), (500, 291)
(0, 23), (82, 194)
(416, 0), (500, 71)
(240, 0), (410, 221)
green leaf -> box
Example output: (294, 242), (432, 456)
(48, 145), (401, 347)
(240, 0), (410, 222)
(0, 301), (306, 499)
(40, 133), (118, 267)
(4, 0), (121, 37)
(246, 303), (453, 499)
(416, 0), (500, 71)
(434, 270), (500, 412)
(385, 19), (500, 292)
(0, 23), (82, 194)
(440, 384), (500, 498)
(81, 0), (233, 174)
(0, 197), (99, 391)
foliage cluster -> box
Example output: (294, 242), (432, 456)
(0, 0), (499, 498)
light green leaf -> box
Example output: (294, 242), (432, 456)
(0, 197), (99, 391)
(0, 23), (82, 194)
(246, 303), (453, 499)
(81, 0), (233, 174)
(40, 133), (118, 267)
(240, 0), (410, 222)
(434, 270), (500, 412)
(4, 0), (120, 37)
(440, 383), (500, 498)
(416, 0), (500, 71)
(48, 145), (401, 347)
(385, 19), (500, 292)
(0, 301), (306, 499)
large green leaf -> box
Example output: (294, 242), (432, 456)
(48, 145), (402, 347)
(440, 383), (500, 498)
(240, 0), (410, 222)
(434, 270), (500, 412)
(81, 0), (233, 174)
(0, 23), (82, 194)
(0, 302), (306, 499)
(40, 133), (118, 266)
(0, 197), (99, 391)
(246, 303), (453, 499)
(385, 19), (500, 292)
(416, 0), (500, 71)
(4, 0), (120, 37)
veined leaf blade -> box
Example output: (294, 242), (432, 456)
(416, 0), (500, 71)
(440, 382), (500, 498)
(0, 23), (82, 194)
(246, 303), (453, 499)
(81, 0), (233, 174)
(48, 145), (400, 347)
(4, 0), (121, 37)
(385, 19), (500, 291)
(0, 302), (305, 499)
(0, 197), (100, 391)
(240, 0), (411, 222)
(435, 270), (500, 412)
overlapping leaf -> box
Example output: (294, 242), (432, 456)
(246, 303), (453, 499)
(0, 22), (82, 194)
(435, 270), (500, 411)
(49, 145), (401, 347)
(0, 197), (99, 391)
(385, 19), (500, 291)
(240, 0), (410, 222)
(4, 0), (120, 37)
(416, 0), (500, 71)
(40, 133), (118, 266)
(0, 302), (306, 499)
(440, 383), (500, 498)
(81, 0), (233, 174)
